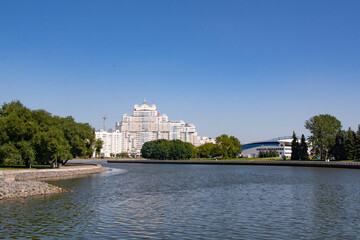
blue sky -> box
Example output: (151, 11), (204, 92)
(1, 0), (359, 142)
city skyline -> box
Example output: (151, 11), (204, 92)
(96, 101), (214, 157)
(1, 0), (359, 142)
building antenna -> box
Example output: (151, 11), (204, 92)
(102, 116), (107, 131)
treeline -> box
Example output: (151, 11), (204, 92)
(259, 149), (279, 158)
(141, 134), (242, 160)
(291, 133), (309, 160)
(196, 134), (241, 159)
(298, 114), (360, 161)
(0, 101), (96, 167)
(141, 139), (194, 160)
(110, 152), (129, 158)
(331, 127), (360, 160)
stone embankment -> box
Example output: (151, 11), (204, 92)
(0, 177), (63, 200)
(0, 163), (107, 200)
(108, 159), (360, 169)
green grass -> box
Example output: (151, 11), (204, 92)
(189, 157), (283, 161)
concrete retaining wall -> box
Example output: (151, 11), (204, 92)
(2, 164), (108, 181)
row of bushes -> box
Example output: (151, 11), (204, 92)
(141, 134), (242, 160)
(141, 139), (194, 160)
(259, 149), (279, 158)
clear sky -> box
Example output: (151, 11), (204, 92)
(1, 0), (359, 142)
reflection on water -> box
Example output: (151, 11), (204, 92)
(1, 162), (360, 239)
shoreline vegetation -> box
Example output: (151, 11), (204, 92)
(1, 102), (359, 200)
(96, 156), (359, 162)
(0, 101), (97, 169)
(0, 163), (107, 200)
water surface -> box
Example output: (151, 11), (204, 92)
(1, 161), (360, 239)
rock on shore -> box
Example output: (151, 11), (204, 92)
(0, 177), (63, 200)
(0, 163), (107, 200)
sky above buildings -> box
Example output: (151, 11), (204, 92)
(1, 0), (359, 142)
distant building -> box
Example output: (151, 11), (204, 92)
(241, 137), (293, 158)
(198, 136), (216, 146)
(95, 101), (214, 157)
(95, 129), (123, 157)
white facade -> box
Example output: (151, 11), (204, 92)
(241, 138), (293, 158)
(95, 101), (214, 157)
(94, 130), (123, 157)
(198, 136), (216, 145)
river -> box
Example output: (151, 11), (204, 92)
(1, 161), (360, 239)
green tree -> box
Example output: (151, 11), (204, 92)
(141, 140), (154, 159)
(185, 142), (197, 159)
(299, 134), (309, 160)
(344, 127), (356, 160)
(169, 140), (193, 160)
(33, 128), (72, 165)
(17, 140), (35, 167)
(0, 143), (21, 166)
(141, 139), (193, 160)
(332, 130), (346, 160)
(0, 102), (37, 166)
(259, 149), (279, 158)
(305, 114), (342, 160)
(215, 134), (241, 159)
(0, 100), (95, 167)
(291, 131), (300, 160)
(356, 125), (360, 161)
(0, 100), (25, 117)
(116, 152), (129, 158)
(141, 139), (170, 160)
(271, 149), (279, 157)
(153, 139), (171, 160)
(94, 139), (103, 158)
(196, 143), (220, 158)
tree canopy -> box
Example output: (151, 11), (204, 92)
(356, 125), (360, 161)
(305, 114), (341, 160)
(196, 143), (221, 158)
(259, 149), (278, 158)
(0, 101), (95, 167)
(215, 134), (242, 159)
(141, 139), (194, 160)
(344, 128), (356, 160)
(291, 132), (309, 160)
(331, 127), (359, 160)
(94, 139), (103, 157)
(332, 130), (347, 160)
(291, 131), (300, 160)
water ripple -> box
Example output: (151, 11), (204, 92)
(1, 164), (360, 239)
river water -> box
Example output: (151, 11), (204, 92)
(1, 161), (360, 239)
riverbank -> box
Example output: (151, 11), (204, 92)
(108, 159), (360, 169)
(0, 163), (108, 200)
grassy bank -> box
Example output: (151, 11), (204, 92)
(189, 157), (282, 161)
(189, 158), (359, 162)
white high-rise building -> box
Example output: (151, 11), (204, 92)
(94, 129), (123, 157)
(95, 101), (214, 157)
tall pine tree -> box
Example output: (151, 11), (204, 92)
(355, 125), (360, 161)
(332, 130), (346, 160)
(299, 134), (309, 160)
(345, 128), (356, 160)
(291, 131), (300, 160)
